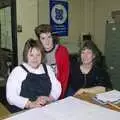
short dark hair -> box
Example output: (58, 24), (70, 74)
(23, 38), (45, 63)
(34, 24), (52, 39)
(34, 24), (59, 45)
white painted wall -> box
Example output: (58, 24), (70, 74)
(94, 0), (120, 53)
(38, 0), (49, 24)
(66, 0), (95, 53)
(67, 0), (120, 53)
(63, 0), (82, 53)
(16, 0), (38, 64)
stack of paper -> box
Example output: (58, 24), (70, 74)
(96, 90), (120, 103)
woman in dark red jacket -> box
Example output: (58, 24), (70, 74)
(35, 24), (70, 98)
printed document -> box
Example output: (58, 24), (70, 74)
(96, 90), (120, 103)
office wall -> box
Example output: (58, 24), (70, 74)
(37, 0), (81, 53)
(38, 0), (49, 24)
(16, 0), (37, 64)
(37, 0), (93, 53)
(94, 0), (120, 53)
(16, 0), (120, 63)
(67, 0), (120, 53)
(66, 0), (83, 53)
(15, 0), (99, 63)
(67, 0), (95, 53)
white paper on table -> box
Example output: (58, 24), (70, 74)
(4, 96), (120, 120)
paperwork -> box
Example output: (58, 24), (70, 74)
(4, 97), (120, 120)
(96, 90), (120, 103)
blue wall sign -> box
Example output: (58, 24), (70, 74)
(50, 0), (68, 36)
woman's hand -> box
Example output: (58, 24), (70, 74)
(25, 96), (49, 109)
(25, 100), (43, 109)
(74, 88), (88, 96)
(25, 96), (55, 109)
(74, 86), (105, 96)
(37, 96), (55, 104)
(36, 96), (50, 106)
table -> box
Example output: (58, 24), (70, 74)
(1, 96), (120, 120)
(75, 92), (120, 112)
(1, 93), (120, 119)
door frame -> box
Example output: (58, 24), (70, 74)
(11, 0), (18, 68)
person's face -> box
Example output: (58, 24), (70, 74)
(81, 48), (95, 65)
(39, 32), (53, 51)
(27, 47), (42, 69)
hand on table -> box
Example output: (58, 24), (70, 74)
(74, 88), (88, 96)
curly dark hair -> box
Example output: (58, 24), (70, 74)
(80, 40), (102, 66)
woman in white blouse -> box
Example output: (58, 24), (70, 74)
(6, 38), (61, 113)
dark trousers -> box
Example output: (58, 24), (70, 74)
(8, 105), (23, 113)
(65, 86), (76, 97)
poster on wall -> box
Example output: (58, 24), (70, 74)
(49, 0), (68, 36)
